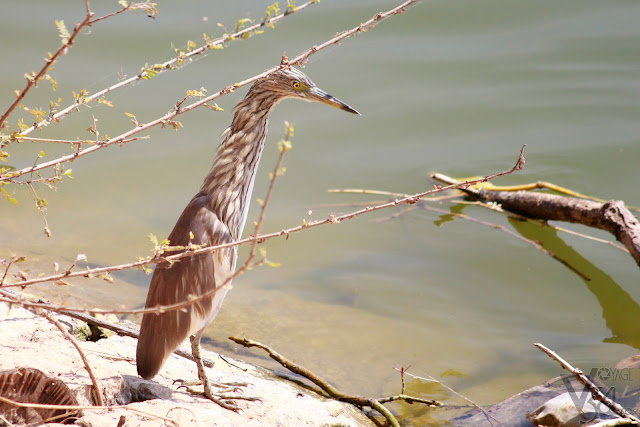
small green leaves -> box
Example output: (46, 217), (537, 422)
(140, 63), (160, 80)
(284, 120), (295, 138)
(122, 1), (158, 19)
(97, 98), (113, 107)
(259, 247), (281, 268)
(24, 71), (36, 83)
(55, 20), (70, 44)
(203, 103), (223, 112)
(72, 89), (87, 104)
(124, 112), (139, 126)
(235, 18), (254, 39)
(264, 3), (281, 27)
(0, 187), (18, 205)
(35, 198), (47, 209)
(44, 74), (58, 90)
(277, 139), (292, 153)
(161, 119), (182, 131)
(29, 108), (46, 123)
(186, 88), (207, 98)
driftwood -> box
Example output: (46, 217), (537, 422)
(431, 173), (640, 268)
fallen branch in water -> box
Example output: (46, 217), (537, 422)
(431, 173), (640, 267)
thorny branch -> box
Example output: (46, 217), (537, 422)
(0, 146), (526, 319)
(0, 0), (419, 184)
(5, 0), (318, 145)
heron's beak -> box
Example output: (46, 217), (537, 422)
(309, 87), (360, 115)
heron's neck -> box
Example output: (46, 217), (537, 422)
(200, 94), (280, 240)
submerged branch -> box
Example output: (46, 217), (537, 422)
(432, 173), (640, 267)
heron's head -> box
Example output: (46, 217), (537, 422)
(252, 67), (360, 115)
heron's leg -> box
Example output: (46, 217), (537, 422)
(186, 333), (258, 411)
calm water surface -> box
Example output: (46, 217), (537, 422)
(2, 1), (640, 425)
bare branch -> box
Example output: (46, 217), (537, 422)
(534, 343), (640, 422)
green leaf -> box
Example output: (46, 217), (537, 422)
(277, 139), (292, 152)
(0, 188), (18, 205)
(55, 20), (71, 44)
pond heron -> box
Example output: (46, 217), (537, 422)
(136, 67), (359, 409)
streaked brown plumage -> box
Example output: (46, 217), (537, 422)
(135, 67), (358, 407)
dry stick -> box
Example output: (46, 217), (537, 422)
(0, 395), (178, 426)
(0, 0), (419, 184)
(25, 307), (104, 407)
(399, 370), (503, 427)
(534, 343), (640, 422)
(432, 172), (640, 267)
(243, 124), (292, 273)
(8, 1), (319, 141)
(0, 146), (527, 321)
(229, 336), (438, 427)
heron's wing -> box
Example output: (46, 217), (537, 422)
(136, 193), (234, 379)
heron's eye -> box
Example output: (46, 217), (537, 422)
(291, 81), (302, 90)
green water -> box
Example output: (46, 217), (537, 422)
(2, 1), (640, 425)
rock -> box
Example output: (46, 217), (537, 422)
(452, 376), (573, 426)
(0, 306), (373, 426)
(527, 392), (617, 427)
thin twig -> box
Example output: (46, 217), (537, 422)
(0, 0), (420, 184)
(13, 136), (143, 145)
(0, 147), (526, 322)
(6, 1), (319, 142)
(399, 370), (503, 427)
(25, 307), (104, 406)
(534, 343), (640, 422)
